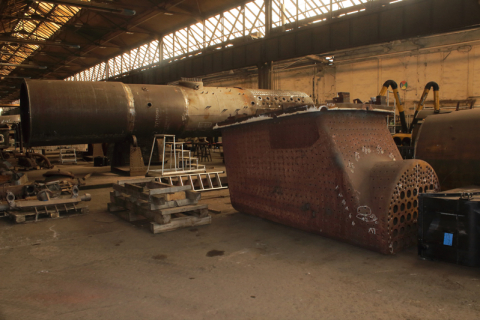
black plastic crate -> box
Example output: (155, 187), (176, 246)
(418, 189), (480, 267)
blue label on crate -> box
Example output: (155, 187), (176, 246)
(444, 233), (453, 246)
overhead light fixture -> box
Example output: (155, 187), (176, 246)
(164, 12), (174, 15)
(126, 32), (134, 35)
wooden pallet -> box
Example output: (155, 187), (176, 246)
(108, 178), (211, 233)
(8, 204), (88, 223)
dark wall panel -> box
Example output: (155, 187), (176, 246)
(433, 0), (463, 32)
(233, 47), (246, 69)
(404, 2), (431, 36)
(296, 29), (313, 56)
(379, 9), (404, 41)
(177, 61), (185, 80)
(278, 33), (296, 59)
(245, 42), (262, 66)
(330, 21), (350, 50)
(184, 59), (193, 77)
(192, 56), (204, 76)
(203, 54), (213, 75)
(464, 0), (480, 25)
(312, 24), (331, 53)
(351, 14), (378, 47)
(222, 49), (234, 70)
(265, 38), (279, 61)
(212, 51), (223, 73)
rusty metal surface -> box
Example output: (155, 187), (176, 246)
(20, 79), (313, 147)
(21, 80), (131, 146)
(219, 109), (439, 254)
(415, 108), (480, 191)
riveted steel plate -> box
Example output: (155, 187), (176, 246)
(220, 110), (439, 254)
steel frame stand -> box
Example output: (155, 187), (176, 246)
(110, 135), (146, 176)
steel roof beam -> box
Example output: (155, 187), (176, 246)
(0, 37), (80, 49)
(0, 63), (47, 69)
(40, 0), (136, 16)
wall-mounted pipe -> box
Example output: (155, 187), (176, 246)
(409, 81), (440, 132)
(378, 80), (408, 133)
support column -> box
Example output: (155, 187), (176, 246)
(259, 0), (273, 89)
(265, 0), (272, 37)
(258, 61), (273, 90)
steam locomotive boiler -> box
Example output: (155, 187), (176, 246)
(20, 79), (314, 147)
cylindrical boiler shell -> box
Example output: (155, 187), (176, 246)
(20, 80), (313, 147)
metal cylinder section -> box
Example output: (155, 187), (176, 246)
(20, 79), (313, 147)
(415, 108), (480, 190)
(20, 80), (131, 146)
(218, 109), (439, 254)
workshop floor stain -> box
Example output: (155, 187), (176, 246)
(206, 250), (224, 257)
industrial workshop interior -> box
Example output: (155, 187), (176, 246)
(1, 0), (480, 318)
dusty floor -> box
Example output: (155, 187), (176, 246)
(0, 155), (479, 320)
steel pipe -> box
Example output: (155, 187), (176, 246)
(20, 79), (313, 147)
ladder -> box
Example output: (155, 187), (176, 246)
(156, 171), (227, 192)
(59, 149), (77, 164)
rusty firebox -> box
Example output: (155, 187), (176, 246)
(216, 106), (439, 254)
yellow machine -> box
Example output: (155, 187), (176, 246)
(387, 81), (440, 146)
(392, 133), (411, 146)
(378, 80), (408, 133)
(409, 81), (440, 132)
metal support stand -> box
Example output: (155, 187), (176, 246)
(92, 143), (104, 157)
(110, 135), (146, 176)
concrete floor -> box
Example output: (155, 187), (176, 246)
(0, 155), (479, 319)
